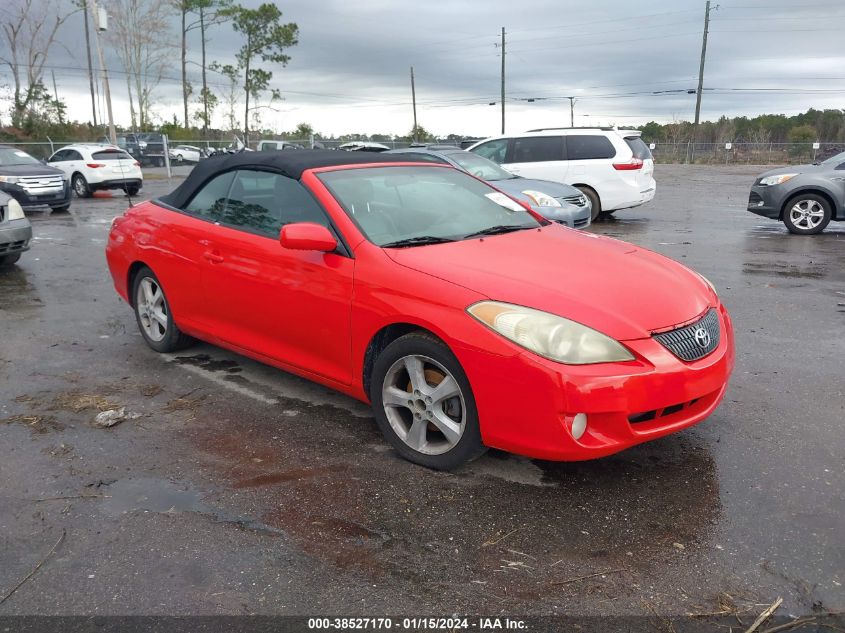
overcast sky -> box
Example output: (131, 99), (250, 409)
(5, 0), (845, 137)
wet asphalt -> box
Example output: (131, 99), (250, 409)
(0, 164), (843, 618)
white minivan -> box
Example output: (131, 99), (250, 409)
(468, 128), (655, 220)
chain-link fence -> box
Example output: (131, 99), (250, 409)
(4, 138), (843, 165)
(651, 142), (845, 165)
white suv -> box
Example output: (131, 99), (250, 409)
(48, 144), (143, 198)
(467, 128), (655, 220)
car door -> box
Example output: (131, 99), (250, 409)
(564, 134), (618, 192)
(501, 136), (567, 183)
(199, 168), (355, 384)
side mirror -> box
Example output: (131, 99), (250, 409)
(280, 222), (337, 252)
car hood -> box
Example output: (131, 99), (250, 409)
(492, 177), (583, 200)
(0, 163), (66, 177)
(757, 164), (823, 179)
(385, 226), (713, 341)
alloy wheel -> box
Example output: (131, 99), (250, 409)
(381, 355), (465, 455)
(789, 199), (825, 230)
(135, 277), (168, 342)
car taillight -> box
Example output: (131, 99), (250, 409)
(133, 161), (140, 166)
(86, 163), (105, 168)
(612, 158), (643, 170)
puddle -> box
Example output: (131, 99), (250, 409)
(174, 354), (243, 373)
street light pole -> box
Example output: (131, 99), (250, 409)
(500, 27), (505, 134)
(89, 0), (116, 143)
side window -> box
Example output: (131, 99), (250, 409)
(222, 169), (327, 236)
(510, 136), (564, 163)
(566, 135), (617, 160)
(184, 171), (235, 221)
(49, 150), (67, 162)
(471, 139), (508, 164)
(68, 150), (84, 161)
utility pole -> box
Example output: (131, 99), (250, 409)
(568, 96), (575, 127)
(81, 0), (98, 127)
(410, 66), (417, 140)
(90, 0), (116, 143)
(500, 27), (506, 134)
(694, 0), (713, 127)
(51, 71), (63, 125)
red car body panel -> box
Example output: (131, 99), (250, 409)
(106, 162), (735, 461)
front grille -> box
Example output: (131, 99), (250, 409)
(748, 191), (763, 205)
(629, 397), (701, 424)
(18, 174), (65, 196)
(561, 194), (587, 207)
(653, 309), (720, 362)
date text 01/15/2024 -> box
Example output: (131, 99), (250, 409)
(307, 617), (527, 630)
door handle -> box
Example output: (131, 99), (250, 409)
(203, 250), (224, 264)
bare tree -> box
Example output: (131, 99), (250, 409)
(106, 0), (174, 129)
(0, 0), (77, 127)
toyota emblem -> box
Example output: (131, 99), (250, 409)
(693, 327), (711, 348)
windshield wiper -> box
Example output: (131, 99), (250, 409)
(381, 235), (457, 248)
(462, 224), (528, 239)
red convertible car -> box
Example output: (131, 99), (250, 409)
(106, 151), (734, 469)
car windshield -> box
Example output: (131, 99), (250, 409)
(318, 166), (542, 247)
(447, 151), (517, 181)
(0, 147), (41, 166)
(820, 150), (845, 165)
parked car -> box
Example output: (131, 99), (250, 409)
(747, 150), (845, 234)
(106, 150), (734, 470)
(256, 140), (305, 152)
(0, 145), (72, 213)
(467, 127), (656, 221)
(386, 146), (592, 228)
(338, 141), (390, 152)
(0, 191), (32, 268)
(48, 144), (143, 198)
(169, 145), (203, 164)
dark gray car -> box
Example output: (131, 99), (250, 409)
(386, 147), (592, 229)
(748, 150), (845, 234)
(0, 190), (33, 268)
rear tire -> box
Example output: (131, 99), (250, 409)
(72, 173), (91, 198)
(370, 332), (486, 470)
(125, 186), (140, 196)
(782, 194), (831, 235)
(0, 253), (22, 268)
(576, 186), (601, 221)
(131, 266), (194, 353)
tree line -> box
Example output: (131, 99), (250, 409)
(0, 0), (296, 144)
(639, 109), (845, 145)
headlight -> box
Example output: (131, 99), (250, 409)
(759, 173), (797, 186)
(6, 198), (25, 221)
(0, 175), (20, 184)
(468, 301), (635, 365)
(521, 190), (561, 208)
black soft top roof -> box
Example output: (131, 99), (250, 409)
(159, 149), (415, 208)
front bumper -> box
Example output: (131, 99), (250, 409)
(0, 218), (34, 256)
(0, 181), (71, 208)
(461, 303), (735, 461)
(539, 202), (592, 229)
(747, 185), (782, 219)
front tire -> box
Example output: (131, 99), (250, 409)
(131, 266), (193, 353)
(782, 194), (831, 234)
(0, 253), (22, 268)
(72, 174), (91, 198)
(576, 186), (602, 221)
(370, 333), (486, 470)
(50, 204), (71, 213)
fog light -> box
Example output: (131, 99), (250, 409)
(571, 413), (588, 440)
(756, 201), (764, 207)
